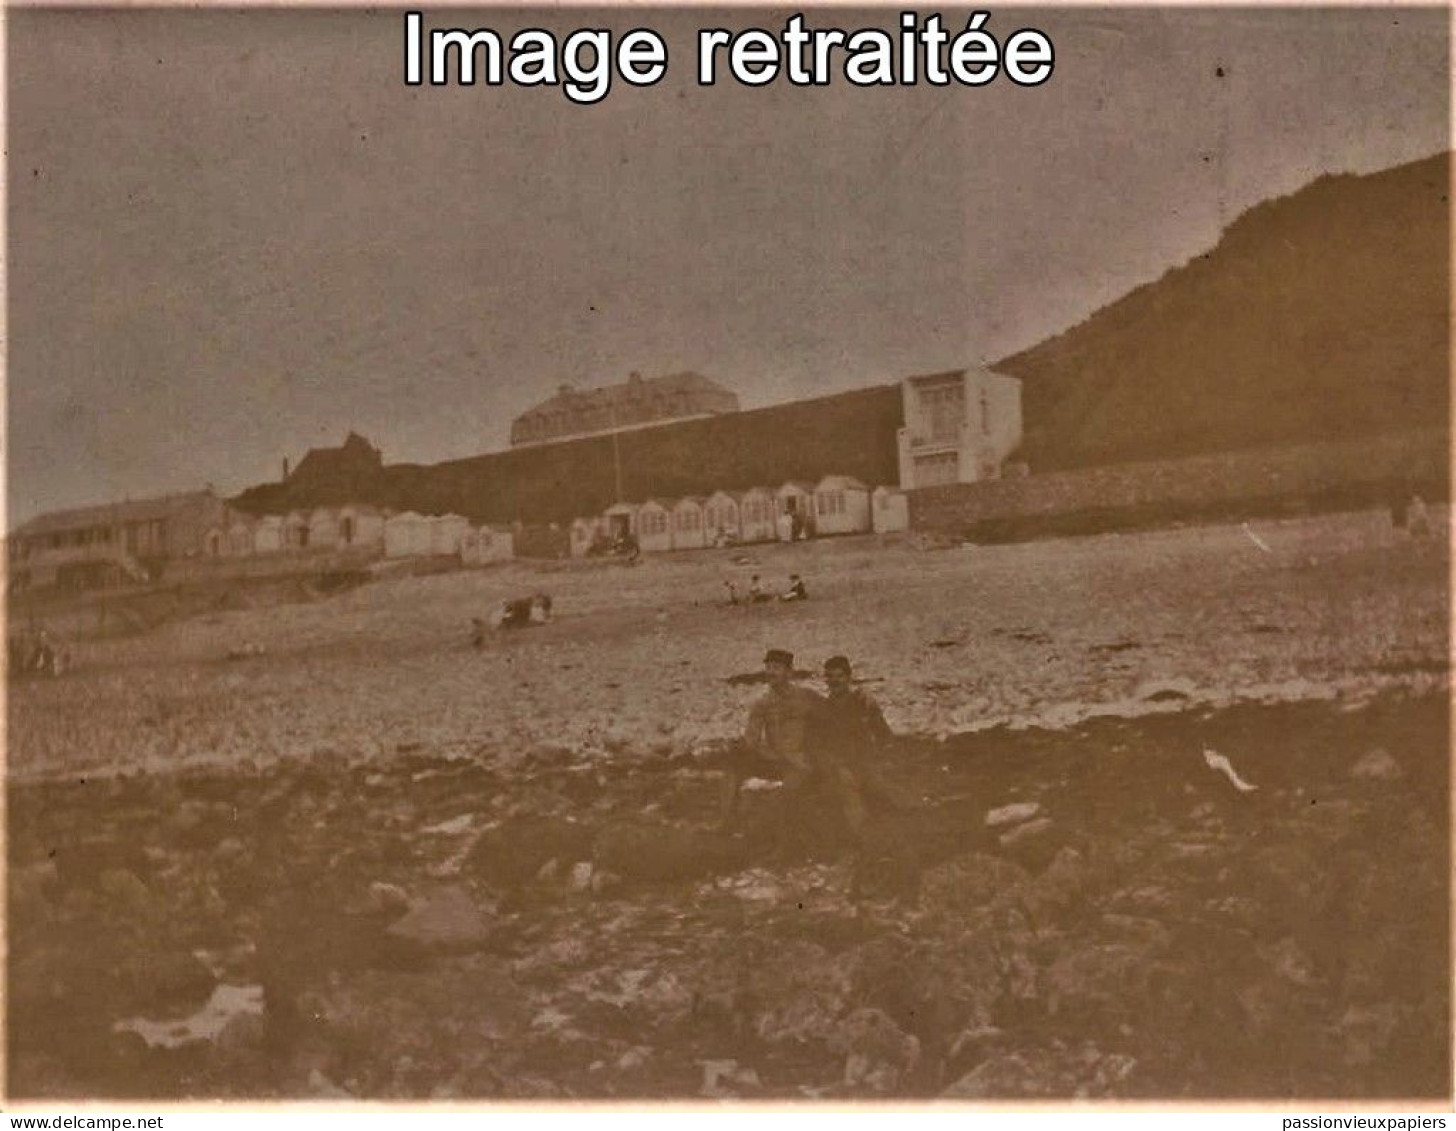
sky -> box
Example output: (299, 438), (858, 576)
(6, 6), (1450, 524)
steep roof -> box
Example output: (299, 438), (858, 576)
(292, 431), (381, 477)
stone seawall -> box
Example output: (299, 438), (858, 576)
(909, 431), (1449, 541)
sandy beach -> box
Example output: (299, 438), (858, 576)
(7, 509), (1450, 1100)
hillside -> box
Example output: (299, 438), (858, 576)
(996, 152), (1450, 471)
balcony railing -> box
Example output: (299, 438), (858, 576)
(903, 422), (965, 450)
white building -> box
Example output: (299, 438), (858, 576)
(337, 505), (386, 551)
(603, 502), (640, 544)
(813, 475), (872, 536)
(254, 516), (284, 554)
(384, 512), (432, 558)
(671, 497), (709, 551)
(308, 507), (341, 550)
(776, 481), (817, 538)
(429, 514), (470, 556)
(703, 491), (742, 545)
(225, 514), (257, 557)
(897, 368), (1023, 489)
(871, 485), (910, 533)
(462, 524), (514, 565)
(636, 500), (674, 553)
(282, 512), (310, 551)
(738, 488), (778, 544)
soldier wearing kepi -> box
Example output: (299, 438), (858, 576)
(720, 648), (825, 836)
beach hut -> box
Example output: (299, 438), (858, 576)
(463, 524), (515, 565)
(282, 512), (311, 551)
(636, 499), (674, 554)
(253, 516), (283, 554)
(602, 502), (640, 545)
(737, 488), (778, 544)
(337, 504), (386, 551)
(481, 525), (514, 564)
(872, 486), (910, 533)
(776, 481), (817, 539)
(429, 514), (470, 557)
(671, 496), (709, 551)
(570, 516), (605, 557)
(384, 512), (432, 558)
(225, 514), (256, 557)
(703, 491), (742, 546)
(308, 507), (341, 551)
(813, 475), (872, 536)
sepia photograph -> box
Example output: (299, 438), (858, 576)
(4, 4), (1451, 1106)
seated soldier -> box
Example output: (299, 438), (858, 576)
(720, 648), (824, 843)
(781, 574), (808, 602)
(812, 655), (903, 842)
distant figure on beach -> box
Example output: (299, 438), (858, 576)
(478, 593), (553, 639)
(748, 575), (771, 604)
(723, 580), (739, 606)
(612, 531), (641, 563)
(777, 511), (794, 543)
(781, 574), (808, 602)
(9, 626), (69, 677)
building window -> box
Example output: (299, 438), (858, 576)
(922, 382), (965, 442)
(816, 491), (846, 516)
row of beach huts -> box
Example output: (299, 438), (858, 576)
(567, 477), (909, 556)
(202, 477), (908, 566)
(202, 506), (515, 565)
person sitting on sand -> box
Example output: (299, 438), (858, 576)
(781, 574), (808, 602)
(721, 648), (824, 840)
(812, 655), (903, 833)
(748, 575), (772, 604)
(807, 655), (912, 895)
(487, 593), (552, 631)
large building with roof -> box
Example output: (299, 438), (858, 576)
(509, 371), (740, 448)
(7, 489), (230, 591)
(283, 431), (385, 502)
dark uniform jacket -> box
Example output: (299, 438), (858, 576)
(813, 688), (893, 768)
